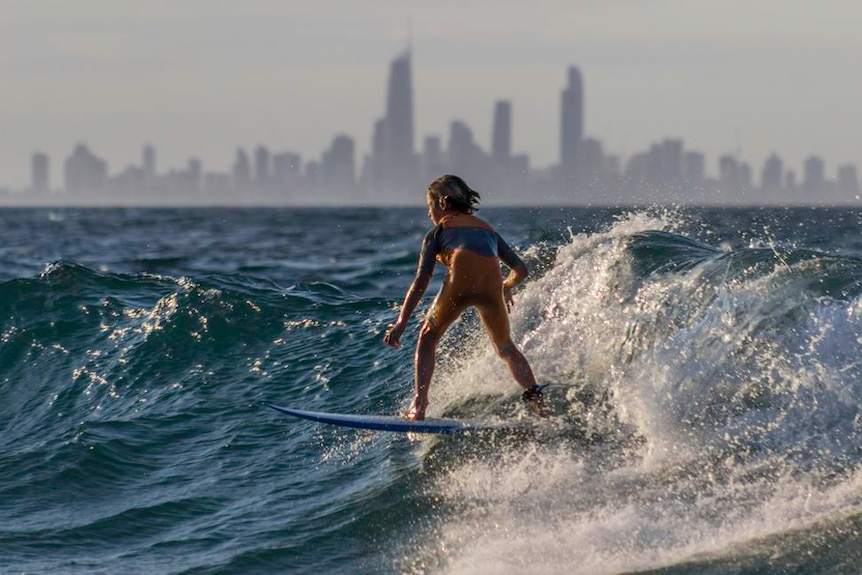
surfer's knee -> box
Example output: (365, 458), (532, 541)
(494, 339), (519, 359)
(417, 320), (442, 347)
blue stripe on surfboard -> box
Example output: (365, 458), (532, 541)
(265, 403), (494, 435)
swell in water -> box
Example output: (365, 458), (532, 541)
(402, 210), (862, 574)
(2, 207), (862, 574)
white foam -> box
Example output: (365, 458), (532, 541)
(404, 210), (862, 574)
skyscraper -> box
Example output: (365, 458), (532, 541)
(447, 120), (479, 182)
(803, 156), (825, 196)
(32, 152), (49, 194)
(837, 164), (859, 199)
(64, 144), (107, 195)
(143, 145), (156, 179)
(322, 134), (356, 197)
(683, 151), (705, 187)
(255, 146), (271, 188)
(233, 148), (251, 192)
(491, 100), (512, 168)
(761, 153), (783, 195)
(380, 50), (418, 200)
(560, 66), (584, 192)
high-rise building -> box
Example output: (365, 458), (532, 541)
(659, 139), (683, 187)
(803, 156), (825, 195)
(273, 152), (302, 190)
(421, 136), (444, 183)
(64, 144), (107, 194)
(187, 158), (202, 193)
(580, 137), (603, 190)
(761, 153), (783, 195)
(491, 100), (512, 168)
(255, 146), (271, 188)
(837, 164), (859, 199)
(381, 50), (418, 200)
(32, 152), (49, 194)
(683, 151), (705, 187)
(560, 66), (584, 192)
(719, 155), (741, 192)
(233, 148), (251, 192)
(143, 145), (156, 179)
(322, 134), (355, 196)
(447, 120), (480, 182)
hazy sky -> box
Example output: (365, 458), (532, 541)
(2, 0), (860, 188)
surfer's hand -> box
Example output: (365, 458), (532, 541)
(503, 286), (514, 312)
(384, 320), (405, 348)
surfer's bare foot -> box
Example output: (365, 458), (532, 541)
(522, 385), (547, 418)
(404, 398), (427, 421)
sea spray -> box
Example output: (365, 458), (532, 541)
(403, 210), (862, 574)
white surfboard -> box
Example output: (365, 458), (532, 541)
(266, 403), (497, 435)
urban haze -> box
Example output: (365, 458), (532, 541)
(2, 1), (860, 207)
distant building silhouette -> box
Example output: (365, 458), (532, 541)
(421, 136), (444, 184)
(560, 66), (584, 194)
(658, 139), (683, 189)
(143, 145), (156, 180)
(272, 152), (302, 194)
(448, 120), (482, 184)
(492, 100), (512, 168)
(233, 148), (251, 192)
(322, 134), (355, 199)
(7, 53), (861, 208)
(31, 152), (49, 194)
(187, 158), (202, 194)
(580, 137), (603, 193)
(803, 156), (825, 196)
(683, 151), (705, 187)
(379, 50), (418, 200)
(719, 155), (741, 193)
(761, 153), (783, 197)
(64, 144), (107, 195)
(255, 146), (271, 189)
(837, 165), (860, 199)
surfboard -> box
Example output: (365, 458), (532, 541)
(266, 403), (495, 435)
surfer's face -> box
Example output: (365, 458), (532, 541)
(427, 194), (447, 224)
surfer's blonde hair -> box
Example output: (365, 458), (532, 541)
(427, 174), (481, 214)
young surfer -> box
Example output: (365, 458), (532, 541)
(384, 174), (544, 420)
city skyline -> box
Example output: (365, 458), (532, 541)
(2, 1), (861, 194)
(6, 44), (861, 207)
(8, 48), (860, 207)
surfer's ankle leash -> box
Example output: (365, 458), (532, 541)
(521, 385), (544, 403)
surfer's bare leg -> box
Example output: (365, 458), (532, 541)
(406, 292), (465, 421)
(407, 321), (439, 421)
(477, 300), (546, 416)
(496, 340), (538, 390)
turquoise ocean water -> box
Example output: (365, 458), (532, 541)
(2, 206), (862, 574)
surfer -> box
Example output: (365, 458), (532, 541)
(384, 174), (544, 420)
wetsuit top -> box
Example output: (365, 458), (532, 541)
(417, 223), (524, 275)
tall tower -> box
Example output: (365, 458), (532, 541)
(492, 100), (512, 168)
(233, 148), (251, 192)
(381, 50), (418, 200)
(560, 66), (584, 192)
(32, 152), (50, 194)
(255, 146), (271, 188)
(64, 144), (107, 194)
(143, 145), (156, 178)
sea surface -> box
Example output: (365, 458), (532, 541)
(2, 206), (862, 574)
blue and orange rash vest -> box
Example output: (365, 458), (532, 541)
(416, 223), (524, 276)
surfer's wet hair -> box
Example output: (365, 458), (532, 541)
(427, 174), (481, 213)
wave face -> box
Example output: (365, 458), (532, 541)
(1, 207), (862, 574)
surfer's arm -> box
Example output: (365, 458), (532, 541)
(385, 228), (439, 348)
(384, 271), (431, 348)
(497, 234), (528, 309)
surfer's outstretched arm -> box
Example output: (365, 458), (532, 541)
(384, 271), (431, 348)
